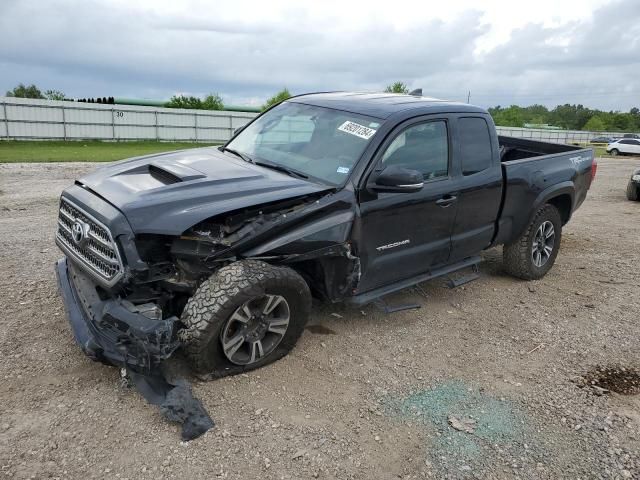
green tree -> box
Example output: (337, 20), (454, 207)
(167, 93), (224, 110)
(488, 103), (640, 132)
(262, 88), (291, 111)
(489, 105), (526, 127)
(202, 93), (224, 110)
(44, 89), (66, 101)
(6, 83), (45, 99)
(166, 95), (203, 109)
(384, 82), (410, 94)
(583, 115), (607, 132)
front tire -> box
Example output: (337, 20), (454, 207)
(503, 204), (562, 280)
(627, 181), (640, 201)
(179, 260), (311, 377)
(610, 149), (619, 156)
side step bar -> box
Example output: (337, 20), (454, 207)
(447, 263), (480, 288)
(348, 256), (481, 307)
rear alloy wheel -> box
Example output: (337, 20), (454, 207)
(531, 221), (556, 268)
(180, 260), (311, 377)
(503, 204), (562, 280)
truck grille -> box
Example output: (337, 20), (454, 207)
(56, 197), (124, 285)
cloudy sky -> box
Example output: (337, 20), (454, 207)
(1, 0), (639, 110)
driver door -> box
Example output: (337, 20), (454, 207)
(355, 118), (460, 293)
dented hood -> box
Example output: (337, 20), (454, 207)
(77, 147), (331, 235)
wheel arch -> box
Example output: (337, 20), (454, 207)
(518, 182), (575, 240)
(546, 193), (573, 225)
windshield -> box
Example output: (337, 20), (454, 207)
(225, 102), (381, 185)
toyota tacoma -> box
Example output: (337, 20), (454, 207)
(55, 92), (597, 381)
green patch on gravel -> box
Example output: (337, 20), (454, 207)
(389, 381), (528, 464)
(0, 140), (219, 163)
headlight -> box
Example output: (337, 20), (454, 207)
(632, 174), (640, 182)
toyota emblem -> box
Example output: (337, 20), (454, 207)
(71, 220), (89, 247)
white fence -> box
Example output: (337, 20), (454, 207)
(0, 97), (258, 142)
(0, 97), (630, 144)
(494, 126), (622, 145)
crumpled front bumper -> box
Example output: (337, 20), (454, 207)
(55, 257), (179, 373)
(55, 257), (215, 441)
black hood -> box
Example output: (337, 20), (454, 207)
(77, 147), (331, 235)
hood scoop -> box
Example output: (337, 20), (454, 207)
(148, 160), (207, 184)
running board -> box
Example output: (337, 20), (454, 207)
(373, 298), (421, 314)
(447, 263), (480, 288)
(349, 256), (482, 307)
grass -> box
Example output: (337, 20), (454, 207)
(0, 140), (621, 163)
(0, 140), (219, 163)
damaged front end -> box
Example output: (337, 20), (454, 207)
(55, 257), (214, 441)
(55, 258), (178, 372)
(171, 189), (362, 301)
(54, 184), (361, 440)
(55, 188), (214, 440)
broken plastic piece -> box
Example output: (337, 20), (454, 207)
(128, 368), (214, 441)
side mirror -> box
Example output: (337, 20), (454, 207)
(371, 165), (424, 193)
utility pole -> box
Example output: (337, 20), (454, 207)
(467, 91), (471, 103)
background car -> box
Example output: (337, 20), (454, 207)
(627, 168), (640, 201)
(606, 139), (640, 156)
(590, 136), (615, 144)
(622, 133), (640, 139)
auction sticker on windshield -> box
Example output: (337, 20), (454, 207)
(338, 121), (377, 140)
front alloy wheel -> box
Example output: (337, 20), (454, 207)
(221, 295), (290, 365)
(180, 260), (311, 377)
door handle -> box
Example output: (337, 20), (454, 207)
(436, 195), (457, 207)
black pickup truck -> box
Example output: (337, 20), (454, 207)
(55, 92), (597, 379)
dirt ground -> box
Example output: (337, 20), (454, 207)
(0, 158), (639, 480)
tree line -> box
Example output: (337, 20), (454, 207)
(4, 83), (290, 111)
(5, 82), (639, 132)
(488, 104), (640, 132)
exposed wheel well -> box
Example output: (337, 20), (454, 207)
(547, 194), (572, 225)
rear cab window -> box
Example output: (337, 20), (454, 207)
(459, 117), (493, 175)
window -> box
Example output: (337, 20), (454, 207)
(620, 140), (633, 145)
(381, 121), (448, 180)
(459, 117), (493, 176)
(257, 115), (315, 144)
(226, 102), (380, 186)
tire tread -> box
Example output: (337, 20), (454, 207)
(503, 204), (562, 280)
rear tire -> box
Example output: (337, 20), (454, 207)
(179, 260), (311, 377)
(627, 181), (640, 201)
(503, 204), (562, 280)
(610, 149), (619, 156)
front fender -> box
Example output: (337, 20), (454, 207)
(241, 210), (354, 257)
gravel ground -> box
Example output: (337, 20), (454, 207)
(0, 159), (639, 480)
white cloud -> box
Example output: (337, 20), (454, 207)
(0, 0), (638, 110)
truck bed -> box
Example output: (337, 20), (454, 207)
(493, 136), (595, 247)
(499, 136), (586, 163)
